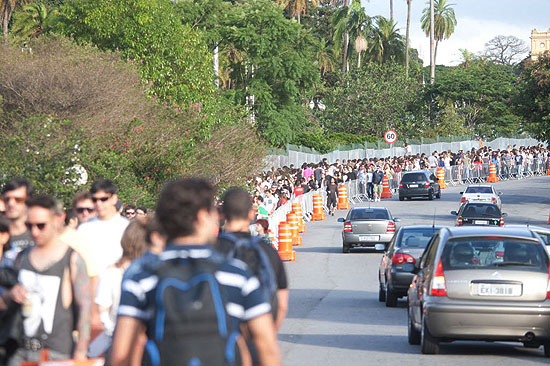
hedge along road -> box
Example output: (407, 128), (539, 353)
(278, 175), (550, 366)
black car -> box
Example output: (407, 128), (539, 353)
(378, 225), (443, 307)
(451, 202), (507, 226)
(399, 171), (441, 201)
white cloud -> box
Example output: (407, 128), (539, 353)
(408, 17), (531, 66)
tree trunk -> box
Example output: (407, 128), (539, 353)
(405, 0), (411, 77)
(429, 0), (435, 84)
(2, 4), (9, 43)
(390, 0), (393, 21)
(341, 0), (349, 75)
(213, 44), (219, 88)
(434, 40), (439, 67)
(357, 51), (361, 68)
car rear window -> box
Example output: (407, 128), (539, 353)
(461, 204), (501, 217)
(349, 209), (389, 220)
(398, 228), (438, 249)
(440, 238), (549, 271)
(465, 186), (492, 194)
(401, 173), (426, 182)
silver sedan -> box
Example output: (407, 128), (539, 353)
(407, 227), (550, 357)
(338, 207), (399, 253)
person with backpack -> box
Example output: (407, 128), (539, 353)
(110, 179), (280, 366)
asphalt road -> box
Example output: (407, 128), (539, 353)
(279, 175), (550, 366)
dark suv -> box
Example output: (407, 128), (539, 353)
(378, 225), (442, 307)
(399, 171), (441, 201)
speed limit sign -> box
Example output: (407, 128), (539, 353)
(384, 130), (397, 144)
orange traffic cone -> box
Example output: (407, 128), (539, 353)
(311, 193), (326, 221)
(286, 212), (302, 246)
(487, 163), (499, 183)
(436, 168), (447, 189)
(337, 185), (349, 209)
(547, 213), (550, 225)
(380, 176), (392, 199)
(292, 202), (305, 233)
(277, 222), (295, 261)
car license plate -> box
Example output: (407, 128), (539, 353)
(478, 283), (521, 297)
(359, 235), (379, 242)
(408, 184), (418, 188)
(474, 220), (488, 225)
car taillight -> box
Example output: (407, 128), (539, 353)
(460, 197), (466, 204)
(499, 217), (504, 226)
(457, 216), (463, 225)
(392, 252), (415, 265)
(399, 184), (403, 188)
(344, 222), (352, 232)
(546, 261), (550, 299)
(495, 251), (504, 259)
(491, 197), (497, 204)
(430, 260), (447, 297)
(387, 222), (396, 233)
(424, 181), (430, 188)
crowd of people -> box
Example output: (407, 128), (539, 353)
(0, 178), (287, 366)
(250, 143), (549, 206)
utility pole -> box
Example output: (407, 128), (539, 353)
(429, 0), (435, 84)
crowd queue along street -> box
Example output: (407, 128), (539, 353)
(0, 143), (549, 366)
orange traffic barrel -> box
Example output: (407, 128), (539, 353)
(436, 168), (447, 189)
(337, 185), (349, 209)
(311, 193), (326, 221)
(286, 212), (302, 246)
(268, 229), (277, 249)
(380, 175), (392, 199)
(487, 163), (499, 183)
(292, 202), (305, 233)
(277, 222), (295, 261)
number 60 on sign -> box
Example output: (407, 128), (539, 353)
(384, 130), (397, 144)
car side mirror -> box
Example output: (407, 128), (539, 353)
(459, 192), (463, 195)
(498, 192), (503, 196)
(337, 218), (345, 222)
(394, 218), (400, 223)
(502, 213), (508, 217)
(450, 211), (458, 216)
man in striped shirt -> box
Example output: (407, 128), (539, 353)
(110, 178), (280, 366)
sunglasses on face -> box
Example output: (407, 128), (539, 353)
(3, 196), (26, 204)
(76, 207), (95, 214)
(26, 222), (47, 231)
(126, 211), (136, 215)
(92, 195), (111, 203)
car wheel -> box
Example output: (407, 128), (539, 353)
(421, 316), (439, 354)
(544, 342), (550, 358)
(378, 283), (386, 302)
(428, 191), (434, 200)
(385, 282), (398, 307)
(342, 244), (350, 253)
(436, 190), (441, 199)
(408, 309), (421, 345)
(399, 196), (404, 201)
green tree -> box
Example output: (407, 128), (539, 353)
(420, 0), (456, 66)
(368, 16), (405, 64)
(11, 2), (58, 41)
(515, 54), (550, 143)
(1, 0), (22, 42)
(220, 0), (319, 146)
(320, 62), (418, 137)
(56, 0), (214, 107)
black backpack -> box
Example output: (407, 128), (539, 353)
(143, 255), (240, 366)
(218, 233), (278, 319)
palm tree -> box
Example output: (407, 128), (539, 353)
(1, 0), (22, 42)
(404, 0), (411, 76)
(11, 2), (58, 41)
(368, 16), (405, 64)
(277, 0), (319, 24)
(317, 38), (339, 76)
(420, 0), (457, 65)
(333, 0), (370, 72)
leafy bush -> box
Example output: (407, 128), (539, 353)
(291, 131), (379, 153)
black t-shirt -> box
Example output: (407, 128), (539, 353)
(216, 232), (288, 291)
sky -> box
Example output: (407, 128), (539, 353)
(361, 0), (550, 65)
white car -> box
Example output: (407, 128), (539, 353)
(505, 225), (550, 254)
(459, 185), (502, 209)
